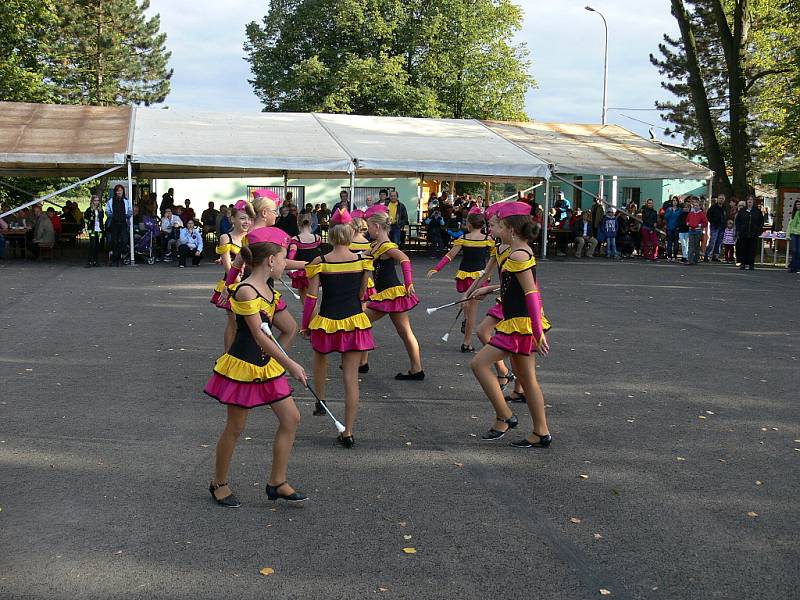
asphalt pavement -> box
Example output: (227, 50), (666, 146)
(0, 255), (797, 600)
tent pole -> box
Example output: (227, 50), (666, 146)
(541, 179), (550, 259)
(611, 175), (618, 207)
(349, 170), (355, 210)
(0, 164), (124, 219)
(127, 159), (135, 265)
(282, 171), (288, 206)
(417, 173), (424, 222)
(706, 176), (713, 199)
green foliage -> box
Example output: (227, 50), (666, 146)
(0, 1), (58, 102)
(244, 0), (535, 120)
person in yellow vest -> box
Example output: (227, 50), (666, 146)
(384, 190), (409, 247)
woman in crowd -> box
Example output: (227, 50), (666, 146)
(287, 213), (322, 301)
(301, 207), (375, 448)
(427, 207), (494, 352)
(84, 195), (105, 267)
(467, 202), (551, 448)
(734, 195), (764, 271)
(788, 199), (800, 274)
(204, 227), (308, 507)
(211, 200), (253, 351)
(365, 205), (424, 380)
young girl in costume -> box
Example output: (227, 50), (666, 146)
(468, 202), (552, 447)
(210, 200), (253, 352)
(427, 207), (494, 352)
(364, 205), (424, 380)
(348, 210), (374, 373)
(301, 207), (375, 448)
(205, 227), (309, 507)
(287, 213), (322, 301)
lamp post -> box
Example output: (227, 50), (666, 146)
(585, 5), (614, 204)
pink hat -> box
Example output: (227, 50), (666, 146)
(468, 206), (483, 216)
(252, 188), (279, 202)
(245, 226), (289, 248)
(364, 204), (388, 219)
(331, 206), (353, 225)
(495, 202), (531, 219)
(484, 203), (500, 219)
(233, 199), (249, 211)
(351, 209), (365, 219)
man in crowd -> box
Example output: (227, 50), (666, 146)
(573, 210), (598, 258)
(640, 198), (659, 261)
(160, 207), (183, 259)
(178, 219), (203, 267)
(216, 205), (232, 236)
(29, 204), (55, 259)
(160, 188), (174, 216)
(201, 201), (219, 234)
(704, 194), (727, 262)
(385, 190), (409, 247)
(301, 203), (319, 233)
(423, 207), (445, 256)
(181, 199), (195, 224)
(106, 185), (132, 266)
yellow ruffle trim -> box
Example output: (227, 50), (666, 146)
(213, 353), (285, 382)
(370, 241), (398, 260)
(213, 279), (225, 293)
(306, 259), (372, 279)
(455, 237), (494, 248)
(350, 241), (370, 251)
(309, 312), (372, 333)
(228, 283), (279, 317)
(503, 256), (537, 273)
(369, 285), (408, 302)
(215, 243), (241, 256)
(456, 269), (483, 280)
(495, 314), (551, 334)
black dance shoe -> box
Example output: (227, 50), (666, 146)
(266, 481), (308, 503)
(460, 344), (475, 353)
(209, 482), (241, 508)
(336, 433), (355, 448)
(481, 415), (519, 440)
(510, 432), (553, 449)
(504, 391), (527, 403)
(359, 363), (370, 374)
(313, 401), (326, 416)
(395, 370), (425, 381)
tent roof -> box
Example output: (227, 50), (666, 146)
(482, 121), (712, 180)
(0, 102), (131, 177)
(313, 113), (550, 181)
(132, 108), (355, 178)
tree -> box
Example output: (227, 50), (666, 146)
(244, 0), (534, 120)
(651, 0), (800, 197)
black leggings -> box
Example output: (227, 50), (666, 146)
(737, 237), (758, 267)
(88, 233), (100, 263)
(110, 222), (128, 262)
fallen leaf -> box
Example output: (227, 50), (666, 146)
(755, 481), (762, 486)
(259, 567), (275, 576)
(579, 474), (589, 480)
(569, 517), (582, 524)
(746, 511), (758, 517)
(676, 457), (686, 461)
(403, 535), (412, 540)
(378, 587), (389, 593)
(244, 437), (252, 441)
(771, 427), (778, 431)
(468, 433), (477, 438)
(453, 462), (464, 468)
(398, 522), (407, 527)
(402, 547), (416, 554)
(706, 411), (715, 415)
(698, 415), (707, 420)
(405, 442), (412, 446)
(593, 533), (602, 539)
(600, 589), (612, 596)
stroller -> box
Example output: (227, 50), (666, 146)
(134, 216), (160, 265)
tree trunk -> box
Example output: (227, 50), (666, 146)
(709, 0), (752, 199)
(670, 0), (733, 197)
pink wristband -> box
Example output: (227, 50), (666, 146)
(432, 256), (451, 272)
(524, 291), (544, 338)
(301, 295), (317, 331)
(401, 260), (414, 288)
(224, 266), (241, 285)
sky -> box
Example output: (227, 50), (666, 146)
(145, 0), (681, 142)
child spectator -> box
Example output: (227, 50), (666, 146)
(46, 207), (63, 235)
(686, 197), (708, 265)
(664, 198), (682, 262)
(722, 219), (736, 263)
(678, 202), (691, 263)
(423, 208), (446, 256)
(601, 207), (619, 259)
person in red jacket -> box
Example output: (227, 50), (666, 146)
(685, 197), (708, 265)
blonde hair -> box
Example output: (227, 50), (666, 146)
(329, 223), (354, 246)
(350, 216), (367, 233)
(252, 196), (276, 217)
(366, 211), (390, 229)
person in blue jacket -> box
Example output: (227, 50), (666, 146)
(601, 207), (620, 259)
(106, 184), (132, 267)
(664, 197), (682, 262)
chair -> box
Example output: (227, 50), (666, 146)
(38, 242), (55, 260)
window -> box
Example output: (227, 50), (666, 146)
(622, 187), (641, 206)
(341, 186), (396, 208)
(246, 185), (305, 205)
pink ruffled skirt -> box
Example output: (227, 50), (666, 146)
(455, 277), (488, 294)
(288, 269), (308, 290)
(310, 329), (375, 354)
(367, 293), (419, 314)
(204, 373), (293, 408)
(486, 302), (504, 320)
(488, 331), (534, 356)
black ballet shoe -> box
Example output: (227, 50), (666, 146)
(313, 401), (326, 416)
(359, 363), (370, 374)
(510, 432), (553, 449)
(460, 344), (475, 353)
(504, 391), (527, 403)
(336, 433), (355, 448)
(395, 370), (425, 381)
(266, 481), (308, 503)
(209, 481), (241, 508)
(497, 372), (515, 391)
(481, 414), (519, 440)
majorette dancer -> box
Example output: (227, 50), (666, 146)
(427, 206), (494, 352)
(467, 202), (552, 447)
(364, 205), (424, 380)
(347, 209), (373, 373)
(204, 226), (309, 507)
(210, 199), (253, 351)
(301, 207), (375, 448)
(287, 212), (322, 301)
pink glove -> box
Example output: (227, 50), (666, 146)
(401, 260), (414, 289)
(287, 245), (297, 260)
(524, 290), (544, 338)
(301, 294), (317, 331)
(224, 265), (241, 285)
(432, 255), (451, 272)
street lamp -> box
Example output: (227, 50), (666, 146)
(585, 5), (608, 125)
